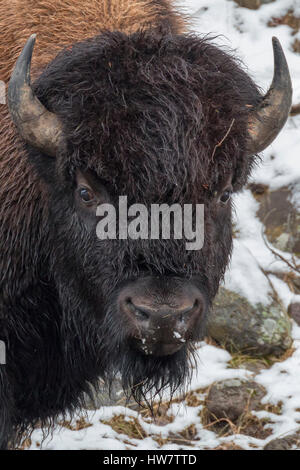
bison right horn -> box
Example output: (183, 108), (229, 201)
(7, 34), (63, 157)
(246, 37), (292, 156)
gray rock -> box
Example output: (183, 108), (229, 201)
(264, 433), (300, 450)
(83, 378), (129, 410)
(252, 185), (300, 258)
(237, 360), (268, 374)
(205, 378), (266, 423)
(207, 287), (292, 356)
(288, 302), (300, 326)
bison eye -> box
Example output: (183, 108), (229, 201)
(79, 187), (95, 204)
(219, 189), (232, 205)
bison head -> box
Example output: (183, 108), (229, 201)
(7, 29), (291, 402)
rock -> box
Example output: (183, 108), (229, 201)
(264, 433), (300, 450)
(207, 287), (292, 356)
(248, 183), (269, 196)
(205, 378), (266, 423)
(237, 360), (268, 374)
(264, 438), (292, 450)
(252, 186), (300, 257)
(234, 0), (275, 9)
(234, 0), (260, 9)
(83, 378), (127, 410)
(293, 38), (300, 54)
(288, 302), (300, 326)
(213, 442), (244, 450)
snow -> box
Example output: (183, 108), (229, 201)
(28, 0), (300, 450)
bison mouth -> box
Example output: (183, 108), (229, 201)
(131, 338), (184, 356)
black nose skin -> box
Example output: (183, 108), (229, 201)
(118, 279), (204, 356)
(126, 299), (199, 336)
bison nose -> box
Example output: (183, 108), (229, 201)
(125, 299), (199, 333)
(119, 285), (203, 356)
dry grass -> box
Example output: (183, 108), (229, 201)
(263, 271), (300, 295)
(268, 347), (295, 364)
(153, 424), (200, 448)
(102, 410), (202, 448)
(263, 402), (283, 416)
(102, 415), (147, 440)
(140, 401), (174, 426)
(59, 416), (93, 431)
(268, 9), (300, 33)
(227, 353), (271, 370)
(227, 346), (295, 370)
(18, 437), (32, 450)
(185, 391), (205, 408)
(202, 407), (273, 440)
(213, 442), (244, 450)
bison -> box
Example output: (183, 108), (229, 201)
(0, 0), (292, 449)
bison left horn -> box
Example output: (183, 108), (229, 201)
(246, 37), (292, 156)
(8, 34), (63, 157)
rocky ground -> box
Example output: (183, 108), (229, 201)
(20, 0), (300, 451)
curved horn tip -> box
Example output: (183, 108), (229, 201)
(271, 36), (292, 91)
(8, 33), (63, 157)
(18, 34), (37, 70)
(8, 34), (37, 94)
(18, 33), (37, 60)
(25, 34), (37, 60)
(246, 36), (292, 156)
(272, 36), (281, 49)
(272, 36), (283, 65)
(26, 33), (37, 46)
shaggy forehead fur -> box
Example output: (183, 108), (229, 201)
(34, 28), (262, 202)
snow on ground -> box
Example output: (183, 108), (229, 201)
(28, 0), (300, 450)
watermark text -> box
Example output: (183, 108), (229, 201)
(96, 197), (204, 251)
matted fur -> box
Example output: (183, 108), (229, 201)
(0, 0), (263, 449)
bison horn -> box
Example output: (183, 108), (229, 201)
(8, 34), (63, 157)
(246, 37), (292, 156)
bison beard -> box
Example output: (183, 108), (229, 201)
(0, 2), (291, 449)
(78, 301), (197, 406)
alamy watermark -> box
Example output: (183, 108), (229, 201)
(0, 341), (6, 365)
(96, 196), (204, 251)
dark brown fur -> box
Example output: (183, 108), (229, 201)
(0, 0), (262, 449)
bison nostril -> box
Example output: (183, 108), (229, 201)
(120, 289), (203, 340)
(193, 298), (200, 312)
(124, 298), (150, 321)
(175, 299), (201, 330)
(178, 299), (200, 319)
(134, 308), (149, 321)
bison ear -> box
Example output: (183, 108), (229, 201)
(7, 34), (64, 157)
(246, 37), (292, 156)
